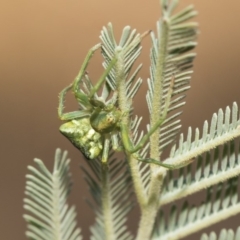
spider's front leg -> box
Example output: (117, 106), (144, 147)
(118, 76), (190, 169)
(73, 49), (117, 106)
(120, 121), (194, 169)
(58, 84), (91, 121)
(135, 155), (194, 169)
(58, 43), (104, 120)
(73, 43), (101, 95)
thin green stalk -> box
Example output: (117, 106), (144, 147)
(149, 15), (169, 164)
(101, 163), (116, 240)
(136, 10), (171, 240)
(136, 171), (166, 240)
(130, 76), (174, 154)
(128, 154), (148, 207)
(149, 9), (170, 198)
(115, 46), (147, 206)
(52, 171), (63, 239)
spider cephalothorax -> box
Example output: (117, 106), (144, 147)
(90, 105), (121, 134)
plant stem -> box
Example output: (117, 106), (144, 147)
(101, 163), (116, 240)
(135, 170), (166, 240)
(52, 171), (63, 240)
(136, 204), (159, 240)
(149, 14), (169, 164)
(136, 10), (170, 239)
(115, 46), (147, 206)
(128, 154), (148, 207)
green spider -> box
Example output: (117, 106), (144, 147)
(58, 43), (190, 169)
(58, 44), (122, 163)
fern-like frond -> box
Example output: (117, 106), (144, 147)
(76, 72), (112, 109)
(23, 149), (82, 240)
(82, 156), (133, 240)
(164, 102), (240, 168)
(147, 3), (198, 153)
(160, 139), (240, 206)
(201, 227), (240, 240)
(100, 22), (144, 97)
(153, 177), (240, 240)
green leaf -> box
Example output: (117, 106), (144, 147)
(153, 177), (240, 240)
(160, 139), (240, 206)
(201, 227), (240, 240)
(146, 3), (198, 154)
(82, 156), (133, 240)
(100, 22), (144, 97)
(23, 149), (82, 240)
(164, 102), (240, 168)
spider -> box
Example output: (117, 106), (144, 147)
(58, 44), (122, 163)
(58, 44), (189, 169)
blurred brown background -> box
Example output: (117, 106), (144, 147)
(1, 0), (240, 239)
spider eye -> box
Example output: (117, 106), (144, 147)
(107, 116), (114, 123)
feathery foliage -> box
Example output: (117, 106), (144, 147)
(146, 3), (198, 154)
(201, 227), (240, 240)
(161, 139), (240, 206)
(100, 23), (145, 93)
(153, 176), (240, 240)
(23, 149), (82, 240)
(164, 103), (240, 167)
(23, 0), (240, 239)
(81, 155), (133, 240)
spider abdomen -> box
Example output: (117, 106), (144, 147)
(59, 118), (103, 159)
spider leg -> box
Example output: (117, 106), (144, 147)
(111, 132), (123, 152)
(58, 83), (90, 120)
(135, 154), (194, 169)
(73, 44), (101, 108)
(105, 91), (118, 107)
(72, 44), (117, 109)
(121, 76), (175, 154)
(88, 56), (118, 99)
(73, 43), (101, 102)
(101, 136), (111, 163)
